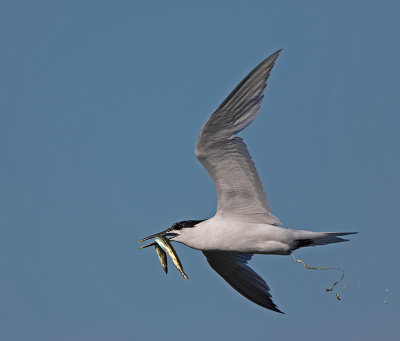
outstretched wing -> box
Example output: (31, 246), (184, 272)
(195, 50), (282, 225)
(203, 251), (283, 313)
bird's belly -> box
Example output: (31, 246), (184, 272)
(202, 238), (291, 255)
(176, 220), (292, 255)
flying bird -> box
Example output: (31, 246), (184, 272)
(139, 50), (356, 313)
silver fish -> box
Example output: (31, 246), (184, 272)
(155, 236), (189, 281)
(155, 243), (168, 274)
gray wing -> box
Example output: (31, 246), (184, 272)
(203, 251), (283, 313)
(195, 50), (282, 225)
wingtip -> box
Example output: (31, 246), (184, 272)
(269, 303), (285, 314)
(271, 48), (283, 58)
(259, 49), (282, 68)
(261, 302), (284, 314)
(260, 49), (282, 69)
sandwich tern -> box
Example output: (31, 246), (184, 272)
(139, 49), (356, 313)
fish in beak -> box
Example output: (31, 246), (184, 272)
(155, 243), (168, 274)
(138, 231), (188, 281)
(154, 236), (189, 281)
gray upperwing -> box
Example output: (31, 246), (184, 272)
(195, 50), (282, 225)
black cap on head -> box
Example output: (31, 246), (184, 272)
(169, 220), (205, 231)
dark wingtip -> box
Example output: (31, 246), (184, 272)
(271, 48), (283, 58)
(271, 305), (285, 314)
(266, 49), (283, 63)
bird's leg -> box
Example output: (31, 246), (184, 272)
(291, 253), (344, 293)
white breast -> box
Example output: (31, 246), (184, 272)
(174, 215), (295, 254)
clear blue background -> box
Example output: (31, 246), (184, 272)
(1, 1), (399, 340)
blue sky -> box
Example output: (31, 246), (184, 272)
(1, 1), (399, 340)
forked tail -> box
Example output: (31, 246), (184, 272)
(295, 232), (357, 249)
